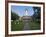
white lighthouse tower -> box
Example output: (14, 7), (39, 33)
(25, 9), (28, 16)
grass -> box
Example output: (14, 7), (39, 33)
(11, 20), (24, 31)
(11, 20), (41, 31)
(29, 21), (40, 30)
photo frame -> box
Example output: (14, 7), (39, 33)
(5, 1), (45, 37)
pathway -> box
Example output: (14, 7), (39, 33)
(23, 20), (30, 30)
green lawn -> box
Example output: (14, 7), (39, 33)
(11, 20), (24, 31)
(29, 21), (41, 30)
(11, 20), (40, 31)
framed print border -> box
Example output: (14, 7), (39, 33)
(5, 1), (45, 37)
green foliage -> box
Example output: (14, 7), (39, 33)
(11, 11), (19, 20)
(28, 7), (41, 30)
(33, 7), (41, 23)
(11, 11), (24, 31)
(11, 20), (24, 31)
(29, 21), (40, 30)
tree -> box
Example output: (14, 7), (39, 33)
(33, 7), (41, 23)
(11, 11), (19, 20)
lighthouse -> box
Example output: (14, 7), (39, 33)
(25, 9), (28, 16)
(22, 9), (32, 20)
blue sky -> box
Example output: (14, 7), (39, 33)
(11, 6), (34, 17)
